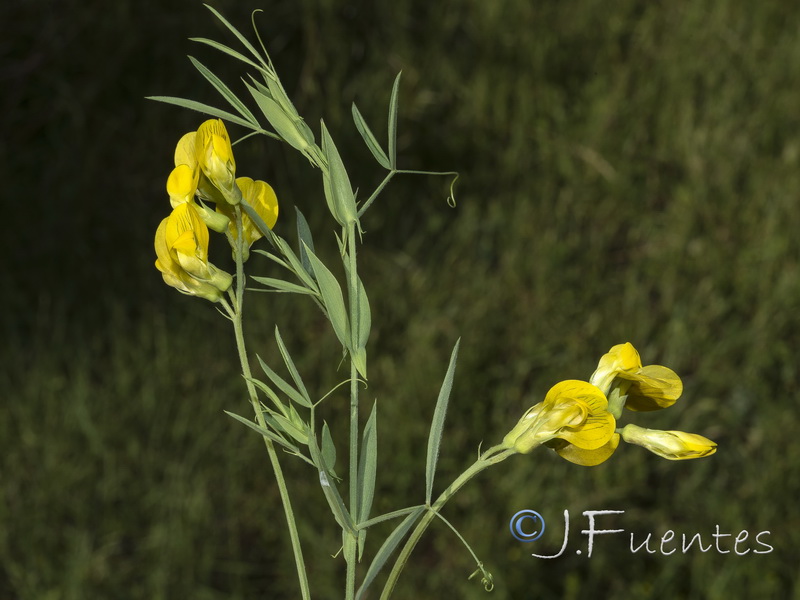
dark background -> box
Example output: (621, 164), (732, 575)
(3, 0), (800, 598)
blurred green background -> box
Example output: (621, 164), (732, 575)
(3, 0), (800, 598)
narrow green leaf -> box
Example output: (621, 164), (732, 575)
(146, 96), (256, 129)
(188, 56), (259, 126)
(269, 413), (309, 445)
(303, 242), (351, 349)
(244, 376), (289, 418)
(356, 505), (425, 531)
(274, 326), (311, 405)
(356, 401), (378, 559)
(321, 421), (337, 474)
(320, 121), (359, 226)
(295, 207), (315, 278)
(246, 83), (310, 153)
(190, 37), (264, 72)
(250, 276), (317, 296)
(356, 275), (371, 350)
(269, 237), (320, 294)
(357, 401), (378, 524)
(203, 4), (267, 69)
(388, 71), (402, 168)
(352, 102), (391, 169)
(224, 410), (298, 452)
(425, 338), (461, 504)
(355, 506), (426, 600)
(308, 435), (356, 533)
(257, 355), (313, 409)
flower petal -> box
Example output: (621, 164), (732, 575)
(620, 365), (683, 411)
(552, 433), (620, 466)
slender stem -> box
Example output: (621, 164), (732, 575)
(231, 205), (311, 600)
(345, 222), (360, 600)
(379, 449), (516, 600)
(357, 171), (395, 218)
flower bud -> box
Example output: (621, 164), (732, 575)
(620, 424), (717, 460)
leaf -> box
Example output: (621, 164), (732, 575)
(274, 326), (312, 406)
(308, 435), (355, 533)
(224, 410), (298, 452)
(295, 207), (315, 278)
(190, 37), (264, 72)
(357, 401), (378, 559)
(320, 121), (359, 226)
(357, 401), (378, 523)
(246, 83), (310, 153)
(188, 56), (259, 126)
(203, 3), (267, 69)
(270, 237), (320, 294)
(425, 338), (461, 504)
(355, 506), (426, 600)
(244, 376), (289, 418)
(250, 276), (317, 296)
(268, 412), (309, 445)
(356, 275), (371, 350)
(321, 421), (337, 475)
(303, 242), (351, 350)
(256, 355), (313, 409)
(388, 71), (402, 168)
(146, 96), (256, 130)
(352, 102), (391, 169)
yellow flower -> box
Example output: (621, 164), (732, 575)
(154, 203), (232, 302)
(620, 424), (717, 460)
(215, 176), (279, 261)
(589, 343), (683, 412)
(503, 380), (616, 459)
(195, 119), (240, 204)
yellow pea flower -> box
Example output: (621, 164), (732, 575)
(195, 119), (241, 205)
(589, 342), (683, 412)
(154, 203), (232, 302)
(503, 380), (616, 457)
(546, 433), (621, 466)
(620, 424), (717, 460)
(217, 176), (279, 260)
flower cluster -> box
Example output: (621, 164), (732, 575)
(503, 343), (716, 465)
(154, 119), (279, 301)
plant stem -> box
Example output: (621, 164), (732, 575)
(379, 449), (516, 600)
(345, 222), (360, 600)
(231, 205), (311, 600)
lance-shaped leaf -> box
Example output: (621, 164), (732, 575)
(250, 276), (318, 296)
(295, 207), (316, 278)
(308, 434), (356, 534)
(357, 401), (378, 559)
(303, 242), (351, 350)
(274, 326), (312, 405)
(355, 506), (426, 600)
(342, 259), (371, 379)
(352, 102), (391, 169)
(425, 338), (461, 504)
(146, 96), (256, 130)
(247, 83), (311, 154)
(257, 355), (313, 409)
(188, 56), (259, 126)
(225, 410), (297, 452)
(320, 121), (359, 227)
(321, 421), (338, 477)
(388, 71), (402, 168)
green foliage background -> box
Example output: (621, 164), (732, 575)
(3, 0), (800, 598)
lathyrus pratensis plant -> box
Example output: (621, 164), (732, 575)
(148, 7), (717, 599)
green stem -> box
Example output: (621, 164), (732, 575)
(379, 449), (516, 600)
(345, 222), (359, 600)
(231, 205), (311, 600)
